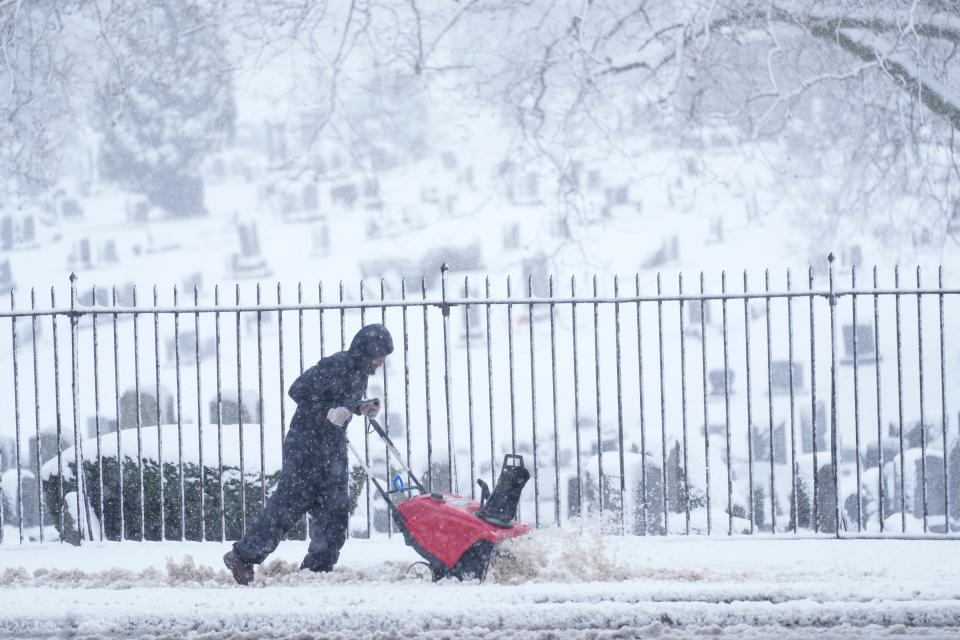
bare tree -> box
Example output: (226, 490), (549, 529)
(2, 0), (957, 245)
(0, 1), (79, 201)
(422, 1), (960, 244)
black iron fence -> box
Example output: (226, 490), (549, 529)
(1, 256), (959, 544)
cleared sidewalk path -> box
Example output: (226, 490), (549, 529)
(2, 524), (959, 639)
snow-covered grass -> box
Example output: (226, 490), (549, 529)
(1, 518), (959, 638)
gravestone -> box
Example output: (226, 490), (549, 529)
(842, 323), (876, 363)
(770, 360), (803, 394)
(708, 368), (735, 396)
(0, 259), (13, 293)
(20, 216), (36, 245)
(688, 299), (711, 327)
(0, 216), (12, 251)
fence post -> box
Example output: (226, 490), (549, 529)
(828, 253), (841, 538)
(440, 263), (457, 494)
(11, 290), (23, 544)
(69, 273), (93, 542)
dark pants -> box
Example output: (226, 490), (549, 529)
(233, 428), (350, 569)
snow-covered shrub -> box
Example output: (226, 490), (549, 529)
(42, 455), (286, 542)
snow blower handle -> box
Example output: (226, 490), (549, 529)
(367, 416), (427, 494)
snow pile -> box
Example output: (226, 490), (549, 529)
(0, 554), (416, 590)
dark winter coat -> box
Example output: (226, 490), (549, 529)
(283, 323), (394, 476)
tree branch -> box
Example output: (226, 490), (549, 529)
(812, 27), (960, 130)
(602, 5), (960, 130)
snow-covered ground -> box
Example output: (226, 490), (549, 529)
(2, 520), (959, 639)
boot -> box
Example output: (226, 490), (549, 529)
(299, 552), (336, 573)
(223, 549), (255, 586)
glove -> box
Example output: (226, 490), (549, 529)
(358, 398), (381, 418)
(326, 406), (352, 428)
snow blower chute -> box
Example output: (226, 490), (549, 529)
(346, 401), (530, 581)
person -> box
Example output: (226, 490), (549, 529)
(223, 323), (394, 585)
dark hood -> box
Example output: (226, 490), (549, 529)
(348, 324), (394, 367)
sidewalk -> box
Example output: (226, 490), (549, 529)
(2, 527), (959, 638)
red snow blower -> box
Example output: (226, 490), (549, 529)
(347, 401), (530, 581)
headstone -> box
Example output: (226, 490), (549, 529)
(0, 216), (12, 251)
(166, 331), (198, 363)
(101, 239), (119, 264)
(231, 222), (271, 278)
(688, 299), (711, 326)
(209, 392), (260, 424)
(843, 244), (863, 271)
(800, 401), (828, 453)
(87, 416), (119, 438)
(79, 287), (110, 307)
(331, 183), (358, 207)
(28, 433), (65, 474)
(707, 216), (724, 243)
(842, 323), (876, 363)
(708, 368), (735, 396)
(606, 186), (628, 206)
(914, 453), (946, 518)
(61, 198), (82, 218)
(20, 216), (35, 245)
(521, 253), (549, 297)
(116, 282), (136, 307)
(458, 304), (484, 345)
(0, 260), (11, 290)
(79, 238), (91, 266)
(668, 235), (679, 260)
(312, 223), (330, 254)
(641, 243), (668, 269)
(770, 360), (803, 394)
(182, 272), (203, 295)
(419, 244), (483, 278)
(238, 222), (261, 257)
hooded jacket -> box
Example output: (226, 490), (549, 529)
(286, 323), (394, 436)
